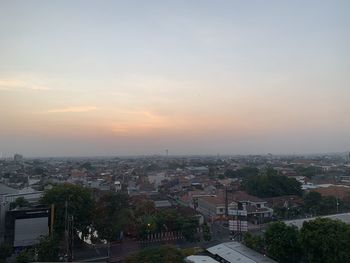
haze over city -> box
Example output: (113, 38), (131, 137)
(1, 0), (349, 157)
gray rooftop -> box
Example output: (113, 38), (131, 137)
(185, 255), (220, 263)
(207, 242), (277, 263)
(154, 200), (172, 208)
(0, 183), (18, 195)
(285, 212), (350, 229)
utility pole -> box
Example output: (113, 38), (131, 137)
(64, 200), (69, 261)
(225, 187), (228, 217)
(64, 198), (73, 262)
(68, 215), (74, 261)
(50, 204), (55, 234)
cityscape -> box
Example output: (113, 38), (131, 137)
(1, 1), (350, 263)
(1, 153), (350, 262)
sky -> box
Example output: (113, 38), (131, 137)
(0, 0), (349, 157)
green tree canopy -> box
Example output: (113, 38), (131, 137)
(10, 197), (30, 210)
(265, 221), (302, 263)
(125, 245), (185, 263)
(36, 234), (60, 262)
(300, 218), (350, 263)
(0, 243), (12, 263)
(41, 183), (94, 237)
(303, 191), (341, 216)
(93, 192), (134, 242)
(242, 172), (302, 197)
(225, 167), (259, 178)
(243, 232), (265, 254)
(15, 249), (34, 263)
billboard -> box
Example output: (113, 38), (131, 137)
(229, 220), (248, 232)
(228, 209), (247, 216)
(14, 217), (49, 247)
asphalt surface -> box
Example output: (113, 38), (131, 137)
(74, 225), (231, 263)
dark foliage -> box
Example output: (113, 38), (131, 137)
(242, 173), (302, 197)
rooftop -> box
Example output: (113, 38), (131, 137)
(285, 212), (350, 229)
(207, 242), (277, 263)
(0, 183), (18, 195)
(185, 255), (219, 263)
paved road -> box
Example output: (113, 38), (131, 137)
(74, 221), (238, 262)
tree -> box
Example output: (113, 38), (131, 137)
(264, 221), (302, 263)
(125, 245), (184, 263)
(225, 167), (259, 178)
(243, 232), (265, 254)
(242, 173), (302, 197)
(0, 243), (12, 263)
(202, 223), (211, 241)
(15, 249), (34, 263)
(36, 235), (60, 262)
(181, 216), (199, 242)
(93, 192), (133, 242)
(300, 218), (350, 263)
(296, 166), (320, 179)
(303, 191), (322, 215)
(134, 199), (155, 218)
(41, 183), (94, 237)
(10, 197), (29, 210)
(303, 192), (340, 216)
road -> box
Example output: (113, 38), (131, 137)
(74, 220), (243, 262)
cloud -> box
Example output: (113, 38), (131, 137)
(0, 79), (50, 91)
(45, 106), (98, 113)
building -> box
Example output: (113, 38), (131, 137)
(185, 255), (219, 263)
(207, 242), (277, 263)
(185, 166), (209, 176)
(0, 184), (43, 244)
(5, 206), (51, 248)
(14, 154), (23, 162)
(285, 212), (350, 229)
(114, 181), (122, 192)
(196, 191), (273, 223)
(197, 196), (236, 218)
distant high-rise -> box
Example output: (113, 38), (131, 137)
(14, 154), (23, 162)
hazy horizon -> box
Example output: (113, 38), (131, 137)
(1, 0), (349, 157)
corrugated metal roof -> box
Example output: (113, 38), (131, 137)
(207, 242), (277, 263)
(185, 255), (220, 263)
(285, 212), (350, 229)
(0, 183), (18, 195)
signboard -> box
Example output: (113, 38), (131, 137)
(14, 217), (49, 247)
(228, 209), (248, 216)
(229, 220), (248, 232)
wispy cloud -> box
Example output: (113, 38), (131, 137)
(0, 79), (50, 91)
(46, 106), (98, 113)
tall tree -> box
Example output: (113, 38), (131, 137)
(243, 232), (265, 254)
(181, 216), (199, 242)
(125, 245), (184, 263)
(265, 221), (302, 263)
(242, 172), (302, 197)
(41, 184), (94, 237)
(303, 191), (322, 215)
(36, 235), (60, 262)
(93, 192), (133, 242)
(300, 218), (350, 263)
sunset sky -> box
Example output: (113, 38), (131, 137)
(0, 0), (349, 157)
